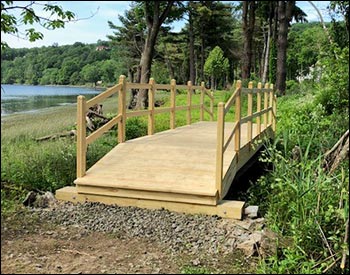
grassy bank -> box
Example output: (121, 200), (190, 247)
(1, 90), (230, 212)
(2, 84), (348, 273)
(248, 84), (349, 274)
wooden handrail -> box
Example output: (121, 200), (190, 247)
(76, 75), (215, 178)
(76, 74), (276, 203)
(215, 80), (275, 200)
(224, 86), (240, 114)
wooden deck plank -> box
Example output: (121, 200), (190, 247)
(74, 122), (268, 199)
(76, 185), (217, 205)
(69, 122), (272, 207)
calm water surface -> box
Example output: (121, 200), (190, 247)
(1, 84), (101, 116)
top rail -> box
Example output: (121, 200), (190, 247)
(86, 83), (122, 109)
(215, 80), (276, 199)
(76, 75), (215, 178)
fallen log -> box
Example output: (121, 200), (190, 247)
(35, 130), (77, 142)
(323, 129), (349, 174)
(36, 104), (111, 141)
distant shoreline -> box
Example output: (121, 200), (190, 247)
(1, 83), (105, 90)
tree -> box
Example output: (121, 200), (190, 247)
(108, 1), (184, 109)
(276, 1), (295, 94)
(204, 46), (229, 90)
(107, 4), (146, 83)
(81, 64), (101, 86)
(1, 1), (75, 49)
(242, 1), (256, 79)
(135, 1), (181, 109)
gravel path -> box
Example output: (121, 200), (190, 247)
(31, 201), (267, 257)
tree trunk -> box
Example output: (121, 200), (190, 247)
(130, 1), (174, 109)
(136, 28), (158, 109)
(242, 1), (256, 80)
(262, 23), (271, 83)
(200, 24), (205, 83)
(211, 75), (214, 90)
(163, 43), (175, 79)
(276, 1), (295, 95)
(189, 10), (196, 85)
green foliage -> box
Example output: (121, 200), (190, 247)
(1, 43), (119, 86)
(81, 63), (101, 85)
(1, 1), (75, 49)
(204, 46), (229, 89)
(254, 136), (348, 274)
(257, 248), (322, 274)
(180, 266), (212, 274)
(125, 117), (147, 140)
(285, 80), (299, 94)
(248, 90), (349, 274)
(1, 139), (76, 191)
(1, 183), (27, 214)
(315, 45), (349, 114)
(287, 23), (328, 80)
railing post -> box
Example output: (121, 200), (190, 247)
(234, 80), (242, 157)
(216, 102), (225, 200)
(200, 81), (205, 121)
(210, 91), (214, 121)
(77, 95), (87, 178)
(247, 81), (253, 148)
(256, 82), (262, 135)
(148, 78), (155, 135)
(263, 83), (269, 129)
(170, 79), (176, 129)
(187, 81), (192, 125)
(118, 75), (126, 143)
(269, 83), (274, 126)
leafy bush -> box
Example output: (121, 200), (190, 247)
(1, 139), (76, 191)
(285, 80), (299, 94)
(316, 45), (349, 114)
(125, 117), (147, 140)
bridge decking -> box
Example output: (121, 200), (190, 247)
(56, 78), (276, 219)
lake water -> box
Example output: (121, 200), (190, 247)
(1, 84), (101, 116)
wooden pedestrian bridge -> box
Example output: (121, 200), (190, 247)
(56, 76), (276, 219)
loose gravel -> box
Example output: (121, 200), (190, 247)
(30, 201), (265, 256)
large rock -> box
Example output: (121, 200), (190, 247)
(244, 205), (259, 219)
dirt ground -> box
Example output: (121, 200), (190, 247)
(1, 210), (257, 274)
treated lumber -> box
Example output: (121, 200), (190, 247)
(56, 186), (245, 219)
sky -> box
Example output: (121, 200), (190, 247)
(2, 1), (334, 49)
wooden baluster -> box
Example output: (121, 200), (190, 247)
(256, 82), (262, 135)
(170, 79), (176, 129)
(247, 81), (253, 148)
(148, 78), (155, 135)
(187, 81), (192, 125)
(200, 81), (205, 121)
(216, 102), (225, 200)
(234, 80), (242, 157)
(118, 75), (126, 143)
(263, 83), (269, 129)
(77, 95), (86, 178)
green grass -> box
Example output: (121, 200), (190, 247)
(0, 88), (232, 214)
(246, 89), (349, 274)
(180, 266), (212, 274)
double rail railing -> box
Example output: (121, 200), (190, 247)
(215, 80), (276, 199)
(76, 75), (214, 178)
